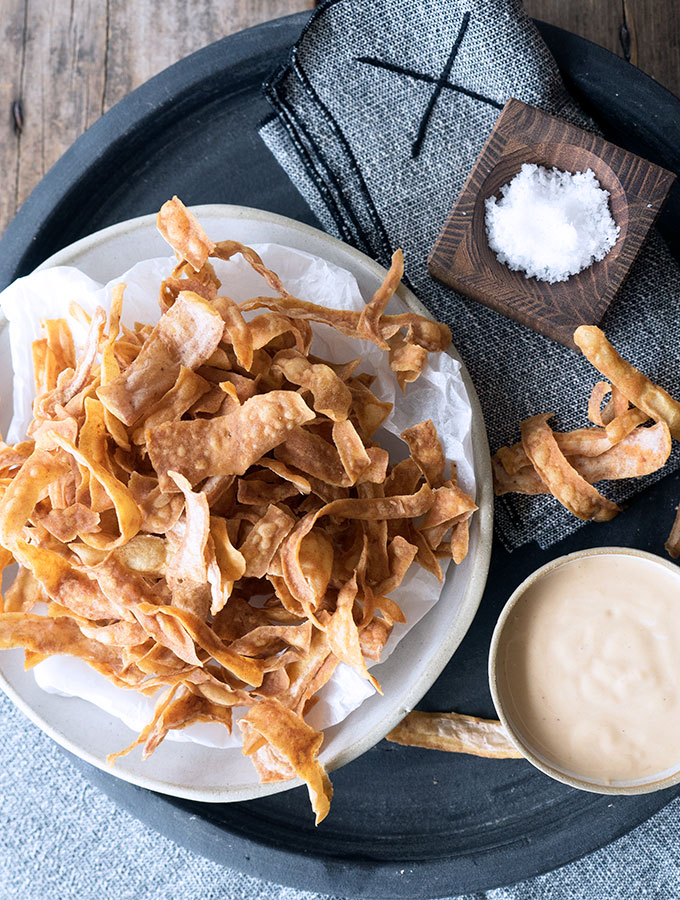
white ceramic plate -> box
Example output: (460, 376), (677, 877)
(0, 206), (493, 803)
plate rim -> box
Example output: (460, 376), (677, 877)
(0, 202), (493, 804)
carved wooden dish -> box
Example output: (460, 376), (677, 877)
(427, 98), (676, 348)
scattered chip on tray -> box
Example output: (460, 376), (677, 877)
(0, 197), (477, 824)
(492, 324), (679, 553)
(386, 710), (522, 759)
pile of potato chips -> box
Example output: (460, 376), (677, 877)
(0, 198), (476, 823)
(493, 323), (680, 553)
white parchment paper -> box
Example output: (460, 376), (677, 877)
(0, 245), (474, 748)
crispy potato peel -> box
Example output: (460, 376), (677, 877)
(0, 200), (475, 823)
(493, 324), (679, 546)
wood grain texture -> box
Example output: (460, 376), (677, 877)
(626, 0), (680, 94)
(103, 0), (314, 111)
(2, 0), (314, 236)
(15, 0), (107, 213)
(428, 99), (676, 347)
(523, 0), (623, 57)
(0, 0), (26, 236)
(523, 0), (680, 93)
(0, 0), (676, 238)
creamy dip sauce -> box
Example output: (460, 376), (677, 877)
(497, 554), (680, 785)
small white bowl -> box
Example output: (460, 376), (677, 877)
(489, 546), (680, 795)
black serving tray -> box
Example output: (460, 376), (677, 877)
(2, 12), (680, 900)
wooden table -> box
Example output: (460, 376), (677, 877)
(1, 0), (678, 238)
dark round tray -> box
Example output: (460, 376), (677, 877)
(2, 12), (680, 900)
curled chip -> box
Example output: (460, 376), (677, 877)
(493, 322), (679, 552)
(0, 199), (474, 824)
(494, 423), (672, 495)
(574, 325), (680, 439)
(520, 414), (620, 522)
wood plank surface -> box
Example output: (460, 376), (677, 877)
(523, 0), (623, 57)
(0, 0), (677, 238)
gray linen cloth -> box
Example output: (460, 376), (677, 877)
(259, 0), (680, 550)
(2, 690), (680, 898)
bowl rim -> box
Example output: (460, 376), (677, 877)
(0, 203), (495, 803)
(488, 545), (680, 795)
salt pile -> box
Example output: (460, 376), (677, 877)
(485, 163), (620, 283)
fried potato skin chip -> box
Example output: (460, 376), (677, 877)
(157, 196), (216, 271)
(0, 201), (472, 826)
(386, 710), (522, 758)
(574, 326), (680, 440)
(520, 414), (620, 521)
(0, 448), (71, 550)
(240, 697), (333, 824)
(98, 292), (224, 426)
(495, 423), (672, 495)
(401, 420), (446, 487)
(147, 391), (315, 487)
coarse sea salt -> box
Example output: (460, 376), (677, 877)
(485, 163), (620, 284)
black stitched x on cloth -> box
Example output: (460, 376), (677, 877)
(260, 0), (680, 551)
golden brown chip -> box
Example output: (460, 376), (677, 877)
(165, 471), (211, 585)
(388, 333), (429, 391)
(98, 292), (224, 426)
(239, 504), (296, 579)
(0, 201), (471, 825)
(241, 292), (450, 355)
(420, 483), (476, 531)
(386, 710), (522, 758)
(575, 325), (680, 439)
(495, 427), (615, 476)
(318, 483), (434, 521)
(450, 520), (470, 565)
(157, 196), (216, 271)
(214, 295), (254, 371)
(348, 379), (393, 439)
(131, 367), (211, 444)
(250, 313), (310, 353)
(332, 419), (371, 484)
(240, 697), (333, 824)
(374, 536), (418, 597)
(568, 423), (671, 482)
(147, 392), (315, 488)
(326, 575), (380, 692)
(605, 407), (649, 444)
(2, 566), (44, 614)
(357, 249), (403, 350)
(0, 441), (34, 475)
(273, 349), (351, 421)
(258, 458), (311, 494)
(587, 381), (628, 427)
(401, 420), (446, 488)
(0, 448), (71, 550)
(519, 414), (620, 521)
(34, 502), (100, 543)
(50, 432), (142, 550)
(495, 424), (671, 494)
(275, 427), (349, 486)
(0, 613), (147, 688)
(128, 473), (184, 534)
(34, 307), (106, 421)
